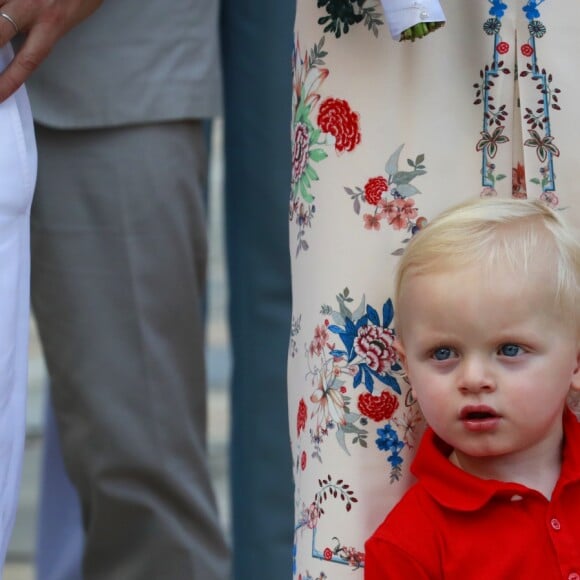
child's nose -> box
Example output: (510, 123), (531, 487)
(458, 357), (496, 393)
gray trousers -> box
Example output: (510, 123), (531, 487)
(31, 122), (229, 580)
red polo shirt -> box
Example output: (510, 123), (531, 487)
(365, 409), (580, 579)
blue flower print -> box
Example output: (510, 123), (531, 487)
(327, 298), (403, 394)
(522, 1), (544, 21)
(488, 0), (507, 18)
(376, 424), (404, 454)
(376, 423), (405, 478)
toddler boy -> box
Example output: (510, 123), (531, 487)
(365, 198), (580, 578)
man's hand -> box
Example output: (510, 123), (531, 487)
(0, 0), (103, 101)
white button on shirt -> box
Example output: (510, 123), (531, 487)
(380, 0), (446, 40)
(551, 518), (561, 531)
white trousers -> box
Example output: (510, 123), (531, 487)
(0, 44), (36, 569)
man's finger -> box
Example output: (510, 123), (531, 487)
(0, 4), (21, 47)
(0, 11), (19, 35)
(0, 22), (57, 101)
(0, 0), (104, 102)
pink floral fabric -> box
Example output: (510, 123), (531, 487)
(289, 2), (579, 578)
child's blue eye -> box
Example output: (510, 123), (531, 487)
(499, 344), (522, 357)
(432, 347), (453, 361)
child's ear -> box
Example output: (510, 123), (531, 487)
(395, 339), (417, 399)
(394, 339), (408, 373)
(571, 347), (580, 393)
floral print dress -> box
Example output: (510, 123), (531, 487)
(289, 1), (579, 578)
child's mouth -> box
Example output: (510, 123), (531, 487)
(459, 406), (501, 431)
(465, 410), (495, 420)
(460, 406), (498, 420)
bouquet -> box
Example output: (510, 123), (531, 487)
(400, 20), (444, 41)
(379, 0), (446, 42)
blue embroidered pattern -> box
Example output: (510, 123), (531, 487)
(520, 0), (560, 195)
(522, 0), (543, 20)
(489, 0), (508, 18)
(475, 2), (511, 191)
(294, 475), (365, 570)
(475, 0), (561, 199)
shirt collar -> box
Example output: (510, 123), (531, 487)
(411, 407), (580, 511)
(557, 407), (580, 491)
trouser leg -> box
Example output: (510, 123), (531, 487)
(35, 390), (83, 580)
(0, 48), (36, 564)
(221, 2), (296, 576)
(31, 121), (230, 580)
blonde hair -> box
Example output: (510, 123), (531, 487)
(394, 197), (580, 330)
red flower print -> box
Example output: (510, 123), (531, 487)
(305, 502), (320, 529)
(512, 163), (527, 199)
(496, 41), (509, 54)
(297, 398), (307, 436)
(342, 546), (365, 568)
(300, 451), (307, 471)
(382, 198), (418, 230)
(317, 97), (361, 153)
(309, 324), (329, 357)
(323, 547), (333, 560)
(363, 213), (381, 231)
(521, 43), (534, 57)
(292, 122), (310, 185)
(354, 325), (397, 374)
(415, 216), (428, 229)
(358, 390), (400, 422)
(364, 176), (389, 205)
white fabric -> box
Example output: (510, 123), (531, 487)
(291, 2), (579, 578)
(380, 0), (446, 39)
(0, 44), (37, 571)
